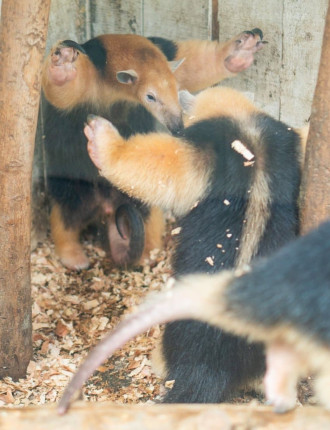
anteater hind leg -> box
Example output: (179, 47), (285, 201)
(264, 342), (302, 413)
(141, 207), (165, 262)
(174, 28), (265, 92)
(50, 203), (90, 270)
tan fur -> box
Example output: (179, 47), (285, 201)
(98, 35), (182, 121)
(174, 39), (231, 92)
(184, 87), (257, 127)
(151, 339), (167, 378)
(235, 167), (270, 267)
(264, 342), (306, 412)
(42, 46), (101, 110)
(50, 204), (89, 270)
(99, 34), (169, 75)
(296, 123), (310, 164)
(141, 207), (165, 261)
(314, 369), (330, 409)
(235, 120), (271, 268)
(86, 118), (212, 216)
(174, 30), (263, 92)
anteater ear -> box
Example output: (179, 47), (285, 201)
(116, 69), (139, 84)
(179, 89), (196, 113)
(168, 58), (185, 73)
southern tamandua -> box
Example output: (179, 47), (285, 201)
(41, 29), (265, 270)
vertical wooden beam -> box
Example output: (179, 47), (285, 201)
(300, 2), (330, 234)
(211, 0), (219, 40)
(0, 0), (51, 379)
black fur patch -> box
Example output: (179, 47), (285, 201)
(43, 100), (152, 229)
(81, 37), (107, 73)
(61, 40), (86, 54)
(252, 113), (301, 252)
(228, 220), (330, 343)
(148, 36), (178, 60)
(162, 320), (265, 403)
(171, 116), (259, 276)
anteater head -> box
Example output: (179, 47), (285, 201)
(114, 41), (184, 135)
(116, 65), (183, 134)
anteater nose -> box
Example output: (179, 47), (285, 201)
(168, 116), (184, 136)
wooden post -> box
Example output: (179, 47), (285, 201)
(0, 0), (51, 379)
(211, 0), (219, 41)
(300, 2), (330, 234)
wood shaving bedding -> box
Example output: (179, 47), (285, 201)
(0, 220), (314, 409)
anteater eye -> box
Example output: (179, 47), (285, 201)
(146, 93), (156, 102)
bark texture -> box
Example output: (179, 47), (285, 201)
(0, 0), (51, 378)
(300, 3), (330, 233)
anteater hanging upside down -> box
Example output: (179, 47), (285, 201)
(42, 29), (266, 270)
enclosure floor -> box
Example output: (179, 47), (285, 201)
(0, 222), (315, 409)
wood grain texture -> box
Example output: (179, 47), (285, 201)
(0, 0), (51, 378)
(300, 2), (330, 234)
(217, 0), (328, 128)
(45, 0), (89, 49)
(90, 0), (143, 36)
(280, 0), (328, 127)
(143, 0), (210, 39)
(217, 0), (283, 120)
(0, 402), (330, 430)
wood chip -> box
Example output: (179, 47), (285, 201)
(55, 320), (70, 338)
(205, 256), (214, 266)
(0, 389), (14, 404)
(171, 227), (182, 236)
(244, 160), (255, 167)
(231, 140), (255, 161)
(0, 217), (315, 409)
(83, 299), (100, 311)
(164, 380), (175, 389)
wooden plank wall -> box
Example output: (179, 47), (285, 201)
(44, 0), (211, 47)
(43, 0), (328, 128)
(217, 0), (328, 127)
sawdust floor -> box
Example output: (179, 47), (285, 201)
(0, 221), (316, 409)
